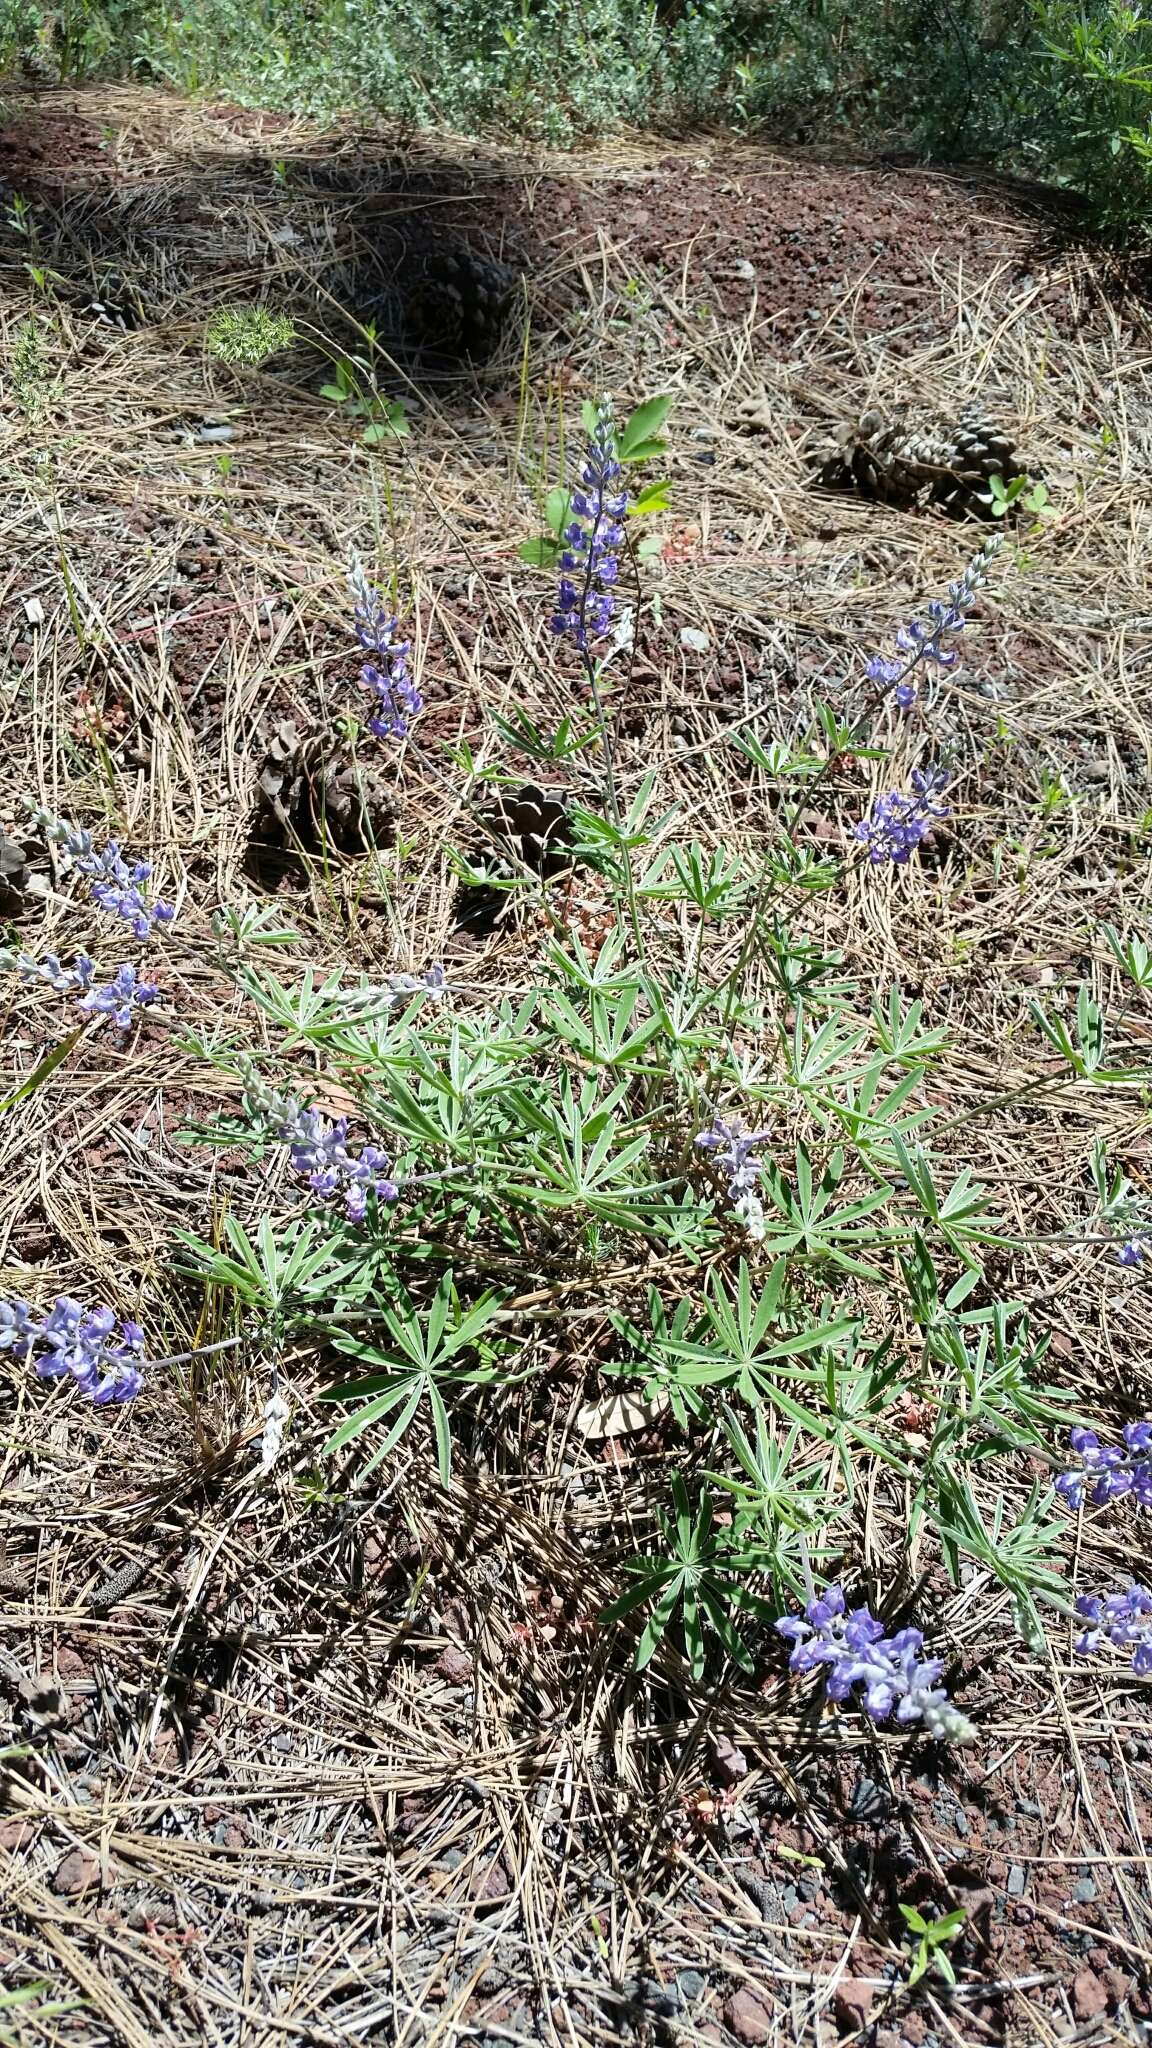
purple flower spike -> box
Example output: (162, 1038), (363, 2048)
(6, 1293), (147, 1404)
(78, 962), (159, 1031)
(775, 1583), (974, 1741)
(0, 1299), (37, 1357)
(1057, 1419), (1152, 1509)
(350, 570), (422, 740)
(695, 1111), (770, 1204)
(863, 534), (1001, 711)
(551, 403), (628, 653)
(1075, 1584), (1152, 1676)
(242, 1069), (401, 1224)
(76, 840), (174, 938)
(854, 767), (950, 865)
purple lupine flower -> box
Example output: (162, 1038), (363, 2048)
(1056, 1421), (1152, 1508)
(1118, 1238), (1146, 1268)
(866, 653), (917, 709)
(13, 951), (95, 994)
(350, 571), (422, 740)
(0, 1299), (37, 1357)
(695, 1112), (770, 1202)
(1074, 1585), (1152, 1676)
(551, 403), (628, 652)
(241, 1067), (400, 1222)
(343, 1145), (398, 1223)
(78, 962), (159, 1030)
(288, 1111), (399, 1220)
(383, 963), (448, 1008)
(75, 841), (174, 940)
(776, 1583), (975, 1741)
(864, 534), (1002, 712)
(854, 765), (950, 864)
(8, 1294), (147, 1404)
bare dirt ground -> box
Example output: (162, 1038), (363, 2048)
(1, 83), (1151, 2048)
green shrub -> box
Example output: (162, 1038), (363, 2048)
(0, 0), (1148, 234)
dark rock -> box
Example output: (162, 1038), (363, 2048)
(434, 1645), (472, 1685)
(0, 827), (32, 913)
(622, 1976), (678, 2017)
(710, 1732), (748, 1784)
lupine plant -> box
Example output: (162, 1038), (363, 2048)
(4, 804), (172, 1031)
(854, 766), (951, 864)
(1074, 1586), (1152, 1676)
(1056, 1421), (1152, 1508)
(775, 1582), (976, 1740)
(240, 1062), (400, 1222)
(46, 387), (1139, 1744)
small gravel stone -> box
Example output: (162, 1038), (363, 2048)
(724, 1987), (773, 2044)
(1072, 1968), (1109, 2020)
(1073, 1876), (1098, 1903)
(677, 1968), (706, 2003)
(1007, 1863), (1027, 1896)
(434, 1645), (472, 1684)
(54, 1848), (99, 1896)
(832, 1979), (874, 2030)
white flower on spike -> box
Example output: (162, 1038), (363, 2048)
(258, 1390), (291, 1476)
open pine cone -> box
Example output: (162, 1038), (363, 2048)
(814, 403), (1035, 518)
(488, 781), (573, 880)
(253, 721), (398, 856)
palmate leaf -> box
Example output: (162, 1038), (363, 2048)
(629, 479), (671, 514)
(601, 1477), (752, 1680)
(320, 1366), (458, 1486)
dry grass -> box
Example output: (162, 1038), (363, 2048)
(0, 82), (1151, 2048)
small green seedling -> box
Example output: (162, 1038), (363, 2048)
(898, 1902), (967, 1987)
(318, 355), (408, 445)
(989, 472), (1055, 523)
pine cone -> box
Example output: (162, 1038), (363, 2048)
(490, 781), (572, 878)
(815, 403), (1034, 519)
(253, 721), (398, 856)
(405, 245), (517, 357)
(454, 783), (574, 935)
(355, 239), (517, 362)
